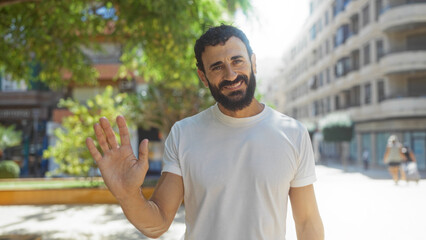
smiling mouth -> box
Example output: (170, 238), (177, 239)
(222, 79), (243, 90)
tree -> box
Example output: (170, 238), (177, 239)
(319, 113), (354, 170)
(125, 81), (214, 138)
(42, 86), (133, 177)
(0, 124), (22, 159)
(0, 0), (251, 88)
(319, 113), (353, 142)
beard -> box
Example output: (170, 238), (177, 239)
(206, 70), (256, 112)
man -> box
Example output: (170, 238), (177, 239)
(86, 25), (324, 240)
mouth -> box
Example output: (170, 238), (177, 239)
(223, 80), (243, 90)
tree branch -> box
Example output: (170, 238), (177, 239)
(0, 0), (41, 7)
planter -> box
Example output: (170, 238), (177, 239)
(0, 187), (155, 205)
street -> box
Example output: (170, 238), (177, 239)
(0, 165), (425, 240)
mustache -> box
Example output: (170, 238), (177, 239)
(219, 75), (249, 90)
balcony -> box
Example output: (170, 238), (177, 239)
(349, 97), (426, 122)
(379, 50), (426, 75)
(379, 3), (426, 32)
(0, 91), (61, 107)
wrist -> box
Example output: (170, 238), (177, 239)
(115, 186), (145, 205)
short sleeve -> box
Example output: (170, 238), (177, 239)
(162, 124), (182, 176)
(290, 127), (317, 188)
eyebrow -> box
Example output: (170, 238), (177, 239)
(208, 55), (244, 70)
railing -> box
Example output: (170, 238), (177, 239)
(379, 0), (426, 16)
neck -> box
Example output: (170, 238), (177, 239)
(217, 98), (264, 118)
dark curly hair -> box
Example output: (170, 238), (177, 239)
(194, 24), (253, 73)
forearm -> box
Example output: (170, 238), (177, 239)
(118, 188), (171, 238)
(296, 217), (324, 240)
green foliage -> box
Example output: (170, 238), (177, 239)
(319, 113), (353, 142)
(0, 0), (251, 89)
(124, 81), (214, 136)
(0, 124), (22, 150)
(43, 86), (132, 177)
(0, 160), (20, 179)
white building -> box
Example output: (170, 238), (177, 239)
(270, 0), (426, 169)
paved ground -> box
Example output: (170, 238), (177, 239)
(0, 164), (425, 240)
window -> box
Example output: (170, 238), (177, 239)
(350, 14), (359, 35)
(363, 43), (370, 66)
(313, 101), (319, 116)
(375, 0), (383, 21)
(309, 76), (318, 90)
(317, 19), (323, 35)
(325, 39), (330, 55)
(333, 0), (352, 17)
(407, 33), (426, 51)
(335, 57), (351, 78)
(364, 83), (371, 104)
(326, 68), (331, 83)
(350, 85), (361, 107)
(0, 73), (27, 91)
(335, 24), (350, 47)
(408, 76), (426, 97)
(362, 4), (370, 27)
(310, 24), (317, 40)
(344, 90), (350, 108)
(318, 71), (324, 87)
(335, 95), (340, 110)
(377, 80), (385, 102)
(376, 40), (384, 61)
(326, 97), (331, 113)
(325, 10), (329, 26)
(351, 49), (360, 71)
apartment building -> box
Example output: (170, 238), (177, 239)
(271, 0), (426, 169)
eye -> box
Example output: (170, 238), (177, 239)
(233, 59), (243, 65)
(212, 65), (223, 71)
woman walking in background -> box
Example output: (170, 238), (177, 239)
(402, 145), (421, 184)
(383, 135), (406, 185)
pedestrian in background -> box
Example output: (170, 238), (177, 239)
(362, 149), (369, 171)
(383, 135), (406, 185)
(402, 145), (420, 184)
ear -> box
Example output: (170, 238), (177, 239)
(197, 69), (209, 88)
(250, 53), (257, 74)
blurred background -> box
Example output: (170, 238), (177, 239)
(0, 0), (425, 239)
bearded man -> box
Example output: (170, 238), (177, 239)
(87, 24), (324, 240)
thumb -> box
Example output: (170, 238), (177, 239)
(139, 139), (149, 162)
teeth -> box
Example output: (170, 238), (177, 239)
(225, 81), (242, 89)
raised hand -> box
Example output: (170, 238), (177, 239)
(86, 116), (149, 201)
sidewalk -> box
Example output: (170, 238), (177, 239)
(318, 159), (425, 180)
(1, 163), (424, 240)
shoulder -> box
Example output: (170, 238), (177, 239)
(171, 105), (215, 133)
(264, 107), (310, 151)
(267, 107), (309, 135)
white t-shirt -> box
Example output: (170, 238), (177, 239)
(162, 104), (317, 240)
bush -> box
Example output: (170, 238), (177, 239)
(319, 113), (353, 142)
(0, 160), (21, 179)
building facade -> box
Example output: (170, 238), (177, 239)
(271, 0), (426, 169)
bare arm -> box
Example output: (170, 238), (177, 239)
(383, 147), (390, 163)
(409, 151), (417, 162)
(86, 116), (183, 238)
(289, 184), (324, 240)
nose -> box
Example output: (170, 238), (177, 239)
(223, 63), (237, 81)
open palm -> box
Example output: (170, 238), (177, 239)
(86, 116), (149, 200)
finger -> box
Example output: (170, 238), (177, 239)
(117, 115), (131, 146)
(138, 139), (149, 162)
(86, 137), (103, 164)
(94, 123), (110, 152)
(99, 117), (119, 149)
